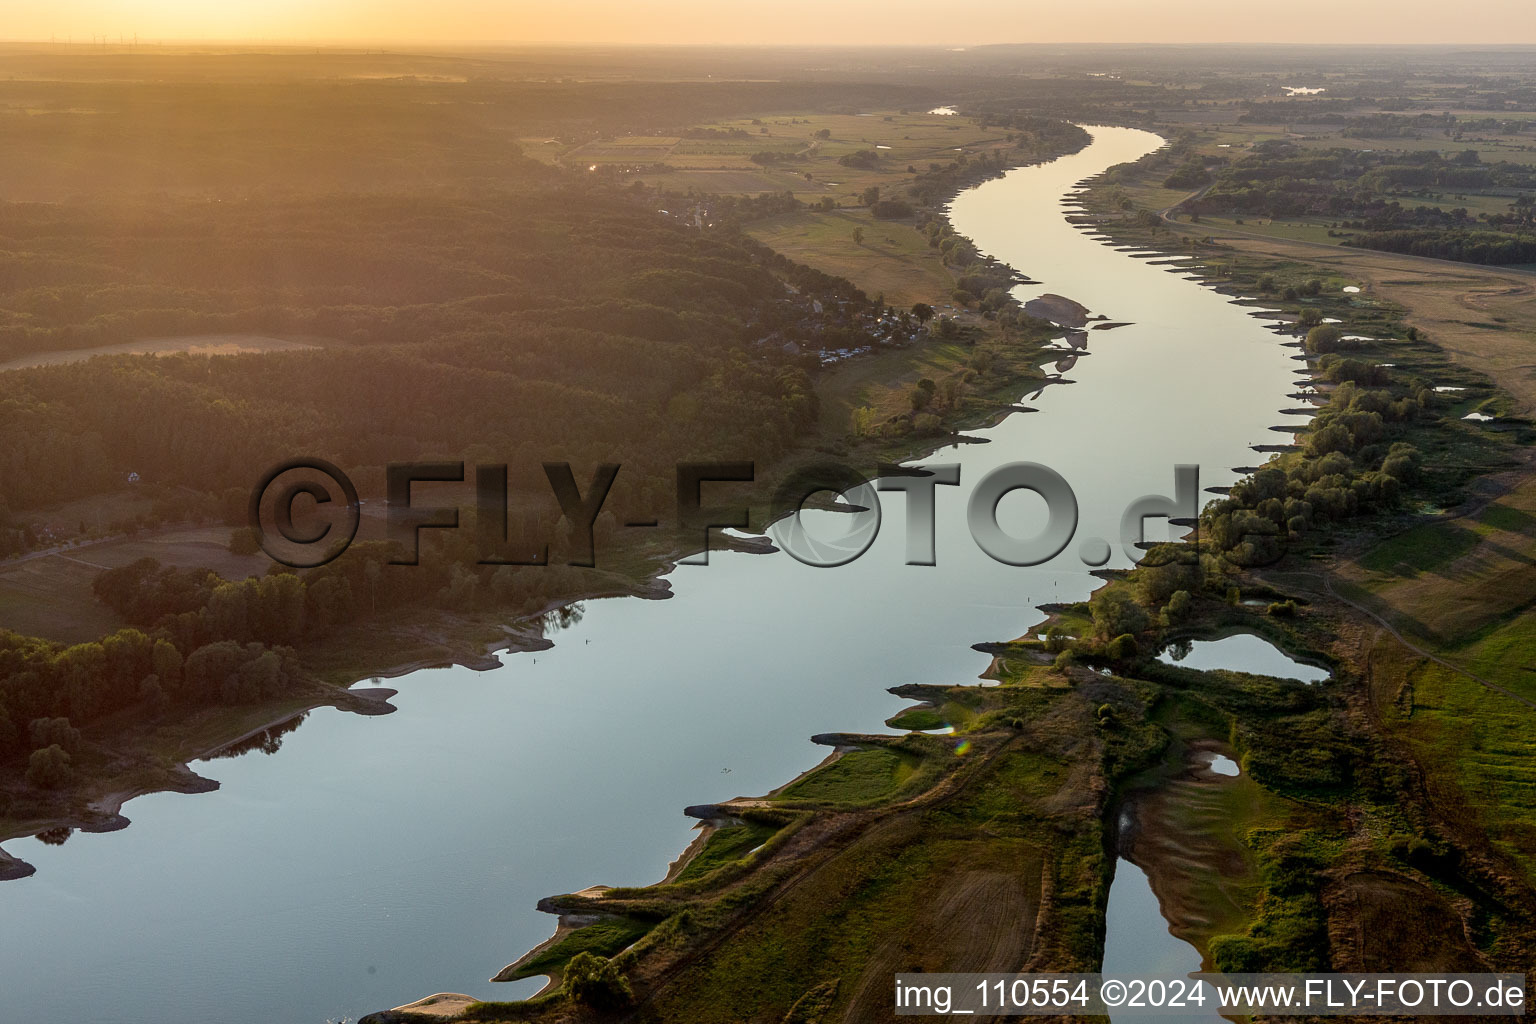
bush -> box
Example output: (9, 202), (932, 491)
(29, 716), (80, 754)
(228, 527), (261, 556)
(1162, 160), (1212, 189)
(1090, 588), (1147, 638)
(1163, 589), (1192, 624)
(1210, 935), (1266, 972)
(1305, 325), (1343, 354)
(26, 745), (73, 789)
(563, 952), (633, 1010)
(1106, 633), (1139, 660)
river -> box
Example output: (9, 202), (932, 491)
(0, 125), (1300, 1023)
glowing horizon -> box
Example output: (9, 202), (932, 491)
(6, 0), (1536, 48)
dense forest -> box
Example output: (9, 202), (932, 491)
(0, 189), (840, 517)
(0, 74), (919, 787)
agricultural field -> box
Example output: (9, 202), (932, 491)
(1370, 635), (1536, 878)
(561, 110), (1014, 205)
(747, 208), (957, 307)
(1135, 114), (1536, 257)
(1341, 473), (1536, 675)
(1186, 215), (1344, 245)
(0, 525), (269, 643)
(1290, 133), (1536, 165)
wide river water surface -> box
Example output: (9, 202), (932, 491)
(0, 125), (1301, 1023)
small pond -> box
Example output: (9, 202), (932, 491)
(1201, 751), (1240, 777)
(1158, 632), (1329, 684)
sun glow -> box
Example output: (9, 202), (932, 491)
(8, 0), (1536, 45)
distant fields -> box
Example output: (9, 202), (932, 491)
(1140, 120), (1536, 254)
(557, 110), (1013, 204)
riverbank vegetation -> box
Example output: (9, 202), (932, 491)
(0, 55), (1098, 868)
(375, 334), (1532, 1023)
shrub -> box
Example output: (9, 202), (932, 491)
(26, 745), (73, 789)
(1163, 589), (1192, 624)
(870, 198), (914, 220)
(28, 716), (80, 754)
(1090, 588), (1147, 638)
(1305, 325), (1343, 354)
(563, 952), (632, 1010)
(1106, 633), (1139, 660)
(228, 527), (261, 556)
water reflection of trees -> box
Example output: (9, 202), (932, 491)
(542, 603), (586, 634)
(204, 712), (308, 760)
(35, 826), (72, 846)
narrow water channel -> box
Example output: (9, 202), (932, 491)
(0, 125), (1300, 1023)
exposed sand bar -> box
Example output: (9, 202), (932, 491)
(0, 333), (321, 372)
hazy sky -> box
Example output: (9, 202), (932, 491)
(9, 0), (1536, 46)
